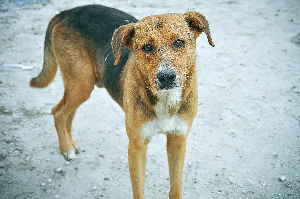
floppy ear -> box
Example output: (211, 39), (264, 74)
(184, 11), (215, 47)
(112, 23), (135, 65)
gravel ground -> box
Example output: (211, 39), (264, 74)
(0, 0), (299, 198)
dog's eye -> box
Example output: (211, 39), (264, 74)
(142, 44), (154, 53)
(173, 40), (184, 48)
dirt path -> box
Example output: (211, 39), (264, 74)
(0, 0), (299, 198)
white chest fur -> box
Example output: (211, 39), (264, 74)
(140, 87), (188, 143)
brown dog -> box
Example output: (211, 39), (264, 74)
(30, 5), (214, 199)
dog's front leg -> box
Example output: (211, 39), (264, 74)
(128, 139), (150, 199)
(167, 133), (187, 199)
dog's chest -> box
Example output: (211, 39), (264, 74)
(141, 87), (188, 142)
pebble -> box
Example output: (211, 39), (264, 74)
(279, 175), (286, 182)
(246, 179), (252, 185)
(55, 168), (63, 173)
(29, 166), (36, 171)
(92, 186), (97, 191)
(25, 156), (31, 162)
(285, 181), (292, 188)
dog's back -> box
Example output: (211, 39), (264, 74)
(30, 5), (138, 105)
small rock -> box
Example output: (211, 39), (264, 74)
(273, 154), (279, 159)
(0, 164), (4, 169)
(228, 175), (236, 184)
(246, 179), (252, 185)
(41, 187), (47, 192)
(92, 186), (97, 191)
(75, 166), (79, 170)
(214, 83), (224, 87)
(41, 183), (46, 186)
(285, 181), (292, 188)
(25, 156), (31, 162)
(29, 166), (36, 171)
(104, 177), (109, 181)
(215, 153), (222, 158)
(44, 110), (52, 115)
(291, 32), (300, 46)
(279, 175), (286, 182)
(242, 190), (246, 194)
(55, 168), (63, 173)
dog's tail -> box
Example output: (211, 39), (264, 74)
(30, 15), (60, 88)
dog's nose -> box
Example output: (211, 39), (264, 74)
(157, 68), (177, 90)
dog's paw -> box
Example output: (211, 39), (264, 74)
(71, 140), (80, 154)
(63, 149), (76, 161)
(74, 145), (80, 154)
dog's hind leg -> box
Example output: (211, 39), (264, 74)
(52, 78), (94, 160)
(50, 23), (97, 160)
(66, 110), (80, 154)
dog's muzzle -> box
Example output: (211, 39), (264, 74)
(157, 68), (177, 90)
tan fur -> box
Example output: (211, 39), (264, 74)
(112, 12), (214, 199)
(31, 9), (214, 199)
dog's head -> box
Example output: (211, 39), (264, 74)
(112, 12), (214, 91)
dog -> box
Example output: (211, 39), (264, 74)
(30, 5), (214, 199)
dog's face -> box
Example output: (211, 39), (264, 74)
(112, 12), (214, 92)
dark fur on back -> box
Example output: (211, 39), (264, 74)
(57, 5), (138, 104)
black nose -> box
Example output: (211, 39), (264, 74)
(157, 68), (177, 90)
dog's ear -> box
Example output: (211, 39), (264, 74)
(112, 23), (135, 65)
(184, 11), (215, 47)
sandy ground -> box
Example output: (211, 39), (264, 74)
(0, 0), (299, 198)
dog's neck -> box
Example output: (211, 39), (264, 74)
(154, 87), (182, 118)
